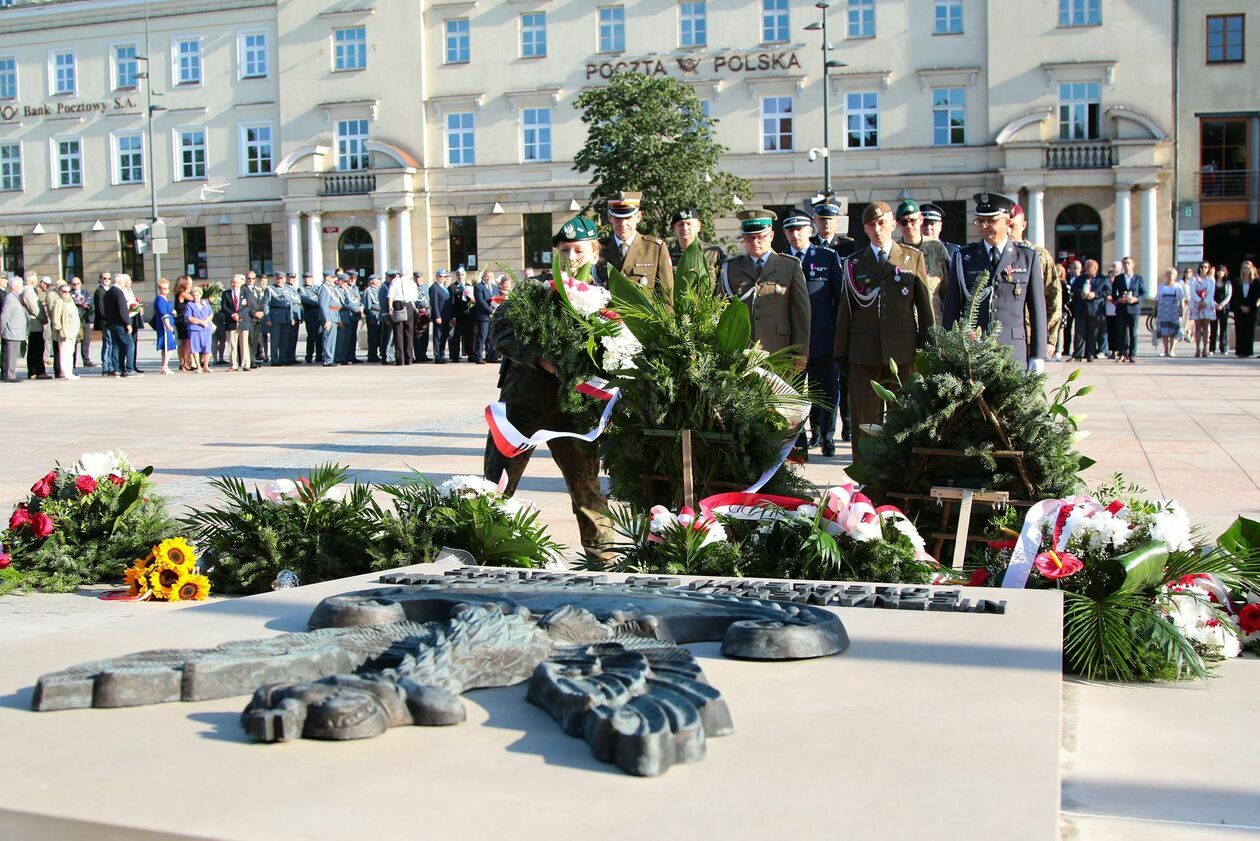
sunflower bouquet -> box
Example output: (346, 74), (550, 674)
(121, 537), (211, 602)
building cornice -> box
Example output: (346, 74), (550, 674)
(0, 0), (275, 34)
(914, 66), (981, 92)
(1040, 59), (1117, 86)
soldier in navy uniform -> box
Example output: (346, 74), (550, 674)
(943, 192), (1046, 372)
(809, 199), (857, 259)
(299, 273), (322, 363)
(919, 202), (960, 260)
(782, 210), (845, 456)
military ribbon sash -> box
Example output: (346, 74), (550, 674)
(485, 379), (622, 458)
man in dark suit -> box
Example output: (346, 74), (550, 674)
(1110, 257), (1146, 363)
(718, 209), (811, 360)
(413, 272), (432, 362)
(943, 192), (1046, 371)
(449, 268), (475, 362)
(103, 274), (133, 378)
(835, 202), (935, 463)
(1232, 268), (1259, 358)
(1069, 260), (1108, 361)
(472, 270), (496, 364)
(242, 272), (264, 367)
(809, 199), (857, 258)
(92, 272), (115, 376)
(430, 269), (453, 364)
(599, 191), (674, 303)
(782, 210), (845, 456)
(221, 274), (250, 371)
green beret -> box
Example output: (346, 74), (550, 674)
(553, 215), (599, 245)
(895, 199), (920, 220)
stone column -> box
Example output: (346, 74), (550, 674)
(375, 211), (390, 277)
(1114, 188), (1132, 264)
(1140, 185), (1158, 296)
(307, 212), (324, 280)
(396, 207), (413, 279)
(286, 213), (303, 277)
(1027, 189), (1046, 248)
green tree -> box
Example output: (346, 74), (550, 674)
(574, 73), (751, 241)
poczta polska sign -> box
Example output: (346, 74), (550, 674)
(585, 51), (802, 80)
(0, 97), (139, 123)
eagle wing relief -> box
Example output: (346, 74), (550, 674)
(29, 576), (849, 776)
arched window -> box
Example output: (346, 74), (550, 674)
(1054, 204), (1102, 265)
(337, 226), (374, 280)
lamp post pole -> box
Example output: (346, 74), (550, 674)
(142, 1), (162, 283)
(806, 4), (844, 201)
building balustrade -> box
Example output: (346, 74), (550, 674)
(1045, 142), (1115, 170)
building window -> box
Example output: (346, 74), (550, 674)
(446, 112), (475, 166)
(1058, 0), (1100, 27)
(114, 44), (138, 90)
(51, 49), (76, 95)
(761, 96), (793, 152)
(240, 30), (268, 79)
(115, 132), (144, 184)
(174, 37), (201, 85)
(60, 233), (82, 281)
(1200, 119), (1249, 197)
(522, 107), (551, 162)
(445, 18), (470, 63)
(1, 236), (24, 277)
(336, 118), (369, 171)
(680, 2), (707, 47)
(119, 231), (145, 283)
(54, 137), (82, 187)
(933, 0), (963, 34)
(449, 216), (477, 271)
(521, 13), (547, 58)
(333, 26), (367, 71)
(183, 226), (208, 278)
(0, 56), (15, 100)
(932, 87), (966, 146)
(523, 213), (552, 269)
(845, 91), (878, 148)
(599, 6), (625, 53)
(847, 0), (875, 38)
(1058, 81), (1101, 140)
(240, 123), (273, 176)
(247, 224), (273, 276)
(0, 142), (19, 191)
(1207, 15), (1245, 64)
(177, 128), (207, 180)
(763, 0), (789, 43)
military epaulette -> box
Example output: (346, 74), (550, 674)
(899, 242), (923, 254)
(1014, 240), (1035, 250)
(644, 235), (666, 246)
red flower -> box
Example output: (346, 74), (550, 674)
(1104, 500), (1125, 514)
(1239, 604), (1260, 636)
(29, 512), (54, 539)
(0, 554), (9, 569)
(1034, 550), (1083, 581)
(8, 505), (31, 531)
(30, 471), (55, 498)
(598, 309), (622, 321)
(987, 539), (1017, 551)
(107, 473), (125, 487)
(75, 475), (98, 495)
(967, 568), (991, 587)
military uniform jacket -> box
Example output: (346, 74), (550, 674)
(718, 251), (811, 356)
(601, 234), (675, 302)
(299, 285), (321, 311)
(669, 240), (726, 279)
(834, 242), (934, 368)
(340, 287), (362, 324)
(785, 245), (843, 358)
(811, 234), (857, 260)
(944, 239), (1046, 361)
(490, 306), (569, 418)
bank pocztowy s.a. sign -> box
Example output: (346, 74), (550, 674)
(0, 97), (138, 124)
(585, 51), (802, 80)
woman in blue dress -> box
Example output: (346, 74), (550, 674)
(153, 278), (177, 374)
(185, 285), (214, 373)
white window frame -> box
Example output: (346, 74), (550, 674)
(0, 55), (17, 101)
(49, 48), (76, 96)
(931, 86), (966, 146)
(520, 12), (547, 58)
(847, 0), (875, 39)
(111, 130), (145, 185)
(171, 36), (203, 86)
(598, 6), (625, 54)
(110, 42), (139, 92)
(0, 142), (22, 192)
(1058, 81), (1101, 140)
(760, 96), (794, 153)
(446, 111), (475, 167)
(521, 106), (552, 163)
(680, 1), (707, 48)
(332, 26), (367, 72)
(239, 121), (274, 177)
(174, 126), (208, 181)
(336, 117), (370, 171)
(445, 18), (470, 64)
(762, 0), (789, 44)
(51, 136), (83, 188)
(845, 91), (879, 149)
(238, 29), (269, 80)
(933, 0), (963, 34)
(1058, 0), (1100, 27)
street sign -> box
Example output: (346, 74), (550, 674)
(1177, 245), (1204, 263)
(1177, 229), (1204, 246)
(323, 226), (340, 234)
(152, 238), (169, 255)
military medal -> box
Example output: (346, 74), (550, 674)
(1014, 286), (1022, 297)
(901, 286), (909, 296)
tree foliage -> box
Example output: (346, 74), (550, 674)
(574, 73), (751, 240)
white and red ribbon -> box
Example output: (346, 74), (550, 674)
(486, 378), (622, 458)
(1003, 495), (1128, 588)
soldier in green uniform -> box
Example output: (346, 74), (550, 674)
(484, 215), (612, 562)
(1010, 203), (1061, 360)
(834, 202), (935, 463)
(599, 191), (674, 303)
(668, 208), (725, 278)
(718, 209), (811, 364)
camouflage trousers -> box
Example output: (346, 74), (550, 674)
(483, 403), (613, 562)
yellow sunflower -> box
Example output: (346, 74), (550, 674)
(148, 559), (185, 600)
(123, 562), (150, 596)
(154, 537), (197, 570)
(168, 572), (211, 602)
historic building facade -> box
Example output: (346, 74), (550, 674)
(0, 0), (1183, 288)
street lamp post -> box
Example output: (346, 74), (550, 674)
(805, 3), (846, 200)
(140, 1), (164, 283)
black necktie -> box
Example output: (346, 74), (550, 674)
(989, 247), (1000, 274)
(755, 258), (765, 275)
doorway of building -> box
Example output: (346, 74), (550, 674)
(1204, 222), (1260, 278)
(337, 227), (374, 282)
(1054, 204), (1103, 266)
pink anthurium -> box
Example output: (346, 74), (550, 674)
(1034, 550), (1083, 581)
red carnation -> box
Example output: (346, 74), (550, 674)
(0, 553), (10, 569)
(75, 474), (98, 495)
(1034, 550), (1083, 581)
(107, 473), (125, 487)
(1239, 604), (1260, 636)
(29, 512), (54, 539)
(967, 568), (991, 587)
(1104, 500), (1125, 514)
(8, 504), (31, 531)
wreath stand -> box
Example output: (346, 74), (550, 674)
(640, 428), (745, 511)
